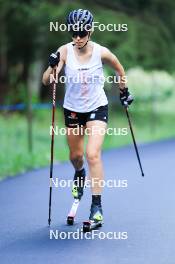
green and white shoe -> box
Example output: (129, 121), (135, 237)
(89, 203), (103, 223)
(72, 168), (86, 200)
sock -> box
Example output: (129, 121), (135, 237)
(74, 168), (85, 187)
(92, 194), (101, 206)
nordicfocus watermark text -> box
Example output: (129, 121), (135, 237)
(50, 229), (128, 240)
(50, 22), (128, 32)
(50, 126), (128, 136)
(50, 178), (128, 188)
(49, 74), (127, 85)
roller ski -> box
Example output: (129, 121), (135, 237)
(67, 168), (86, 225)
(67, 198), (80, 225)
(83, 200), (103, 232)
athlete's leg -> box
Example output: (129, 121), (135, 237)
(66, 127), (85, 170)
(86, 120), (107, 194)
(86, 120), (107, 222)
(66, 127), (86, 199)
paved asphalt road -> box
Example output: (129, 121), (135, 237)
(0, 139), (175, 264)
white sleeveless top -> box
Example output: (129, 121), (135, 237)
(63, 42), (108, 112)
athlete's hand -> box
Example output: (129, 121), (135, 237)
(120, 87), (134, 106)
(49, 51), (60, 68)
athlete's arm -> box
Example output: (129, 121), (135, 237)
(101, 47), (126, 90)
(42, 45), (67, 86)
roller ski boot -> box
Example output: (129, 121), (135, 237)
(83, 200), (103, 232)
(67, 168), (86, 225)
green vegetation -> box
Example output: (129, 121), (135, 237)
(1, 0), (175, 104)
(1, 105), (175, 180)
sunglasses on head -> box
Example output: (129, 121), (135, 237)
(72, 30), (89, 38)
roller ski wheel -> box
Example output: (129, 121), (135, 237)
(67, 216), (74, 225)
(83, 220), (102, 232)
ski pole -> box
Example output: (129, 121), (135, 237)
(124, 104), (144, 177)
(48, 68), (57, 226)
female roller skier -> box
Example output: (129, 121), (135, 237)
(42, 9), (133, 230)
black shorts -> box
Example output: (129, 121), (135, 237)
(64, 105), (108, 128)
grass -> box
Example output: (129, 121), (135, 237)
(0, 106), (175, 179)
